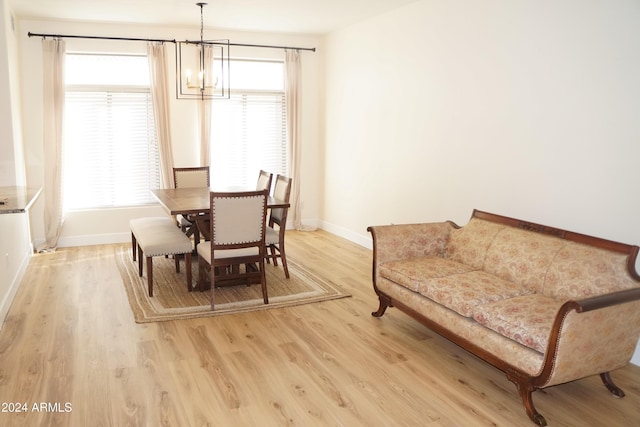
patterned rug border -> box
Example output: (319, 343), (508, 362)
(115, 246), (350, 323)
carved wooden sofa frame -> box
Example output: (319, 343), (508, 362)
(368, 210), (640, 426)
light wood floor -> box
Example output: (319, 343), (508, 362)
(0, 230), (638, 426)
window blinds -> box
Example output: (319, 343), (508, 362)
(210, 92), (287, 188)
(63, 90), (161, 210)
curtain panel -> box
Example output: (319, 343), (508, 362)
(41, 38), (66, 250)
(285, 49), (313, 231)
(147, 42), (175, 188)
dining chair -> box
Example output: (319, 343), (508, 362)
(196, 190), (269, 310)
(265, 175), (292, 278)
(256, 169), (273, 192)
(173, 166), (210, 188)
(173, 166), (210, 247)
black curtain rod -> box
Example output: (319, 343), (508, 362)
(231, 42), (315, 52)
(28, 32), (175, 43)
(27, 32), (316, 52)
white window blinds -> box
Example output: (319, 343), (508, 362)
(211, 92), (287, 187)
(210, 60), (287, 188)
(63, 54), (160, 210)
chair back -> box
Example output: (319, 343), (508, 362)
(256, 170), (273, 192)
(174, 166), (210, 188)
(210, 190), (268, 250)
(270, 175), (292, 226)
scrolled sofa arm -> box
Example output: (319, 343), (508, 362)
(367, 222), (454, 266)
(539, 288), (640, 387)
(573, 287), (640, 313)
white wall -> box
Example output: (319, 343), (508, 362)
(323, 0), (640, 363)
(0, 0), (24, 186)
(0, 0), (15, 185)
(18, 18), (323, 246)
(0, 0), (31, 327)
(323, 0), (640, 247)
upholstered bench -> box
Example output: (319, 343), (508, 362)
(130, 217), (193, 296)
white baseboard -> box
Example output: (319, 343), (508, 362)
(35, 232), (131, 249)
(46, 218), (322, 248)
(48, 218), (321, 249)
(319, 220), (372, 249)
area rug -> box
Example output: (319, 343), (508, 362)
(115, 245), (350, 323)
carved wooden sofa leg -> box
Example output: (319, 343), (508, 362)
(372, 295), (393, 317)
(507, 372), (547, 426)
(600, 372), (625, 398)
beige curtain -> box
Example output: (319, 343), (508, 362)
(41, 38), (66, 250)
(199, 45), (214, 167)
(285, 49), (313, 231)
(147, 42), (175, 188)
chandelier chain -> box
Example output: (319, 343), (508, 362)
(196, 2), (207, 42)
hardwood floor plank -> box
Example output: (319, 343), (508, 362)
(186, 324), (242, 410)
(0, 230), (638, 426)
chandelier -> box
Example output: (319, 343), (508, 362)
(176, 2), (230, 99)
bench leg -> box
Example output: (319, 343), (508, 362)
(137, 245), (143, 277)
(132, 233), (137, 261)
(185, 253), (192, 292)
(147, 256), (153, 297)
(175, 254), (181, 273)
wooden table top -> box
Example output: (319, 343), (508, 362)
(151, 187), (290, 216)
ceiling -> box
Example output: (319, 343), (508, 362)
(9, 0), (420, 35)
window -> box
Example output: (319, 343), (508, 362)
(63, 54), (160, 210)
(210, 59), (287, 187)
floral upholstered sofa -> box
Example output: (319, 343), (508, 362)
(367, 210), (640, 426)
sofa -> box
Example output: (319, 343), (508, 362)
(367, 210), (640, 426)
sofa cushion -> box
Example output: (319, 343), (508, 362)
(380, 257), (476, 293)
(483, 227), (566, 293)
(472, 294), (565, 353)
(417, 271), (535, 317)
(446, 218), (504, 268)
(544, 242), (636, 300)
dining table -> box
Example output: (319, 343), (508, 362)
(151, 186), (290, 217)
(150, 186), (290, 290)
